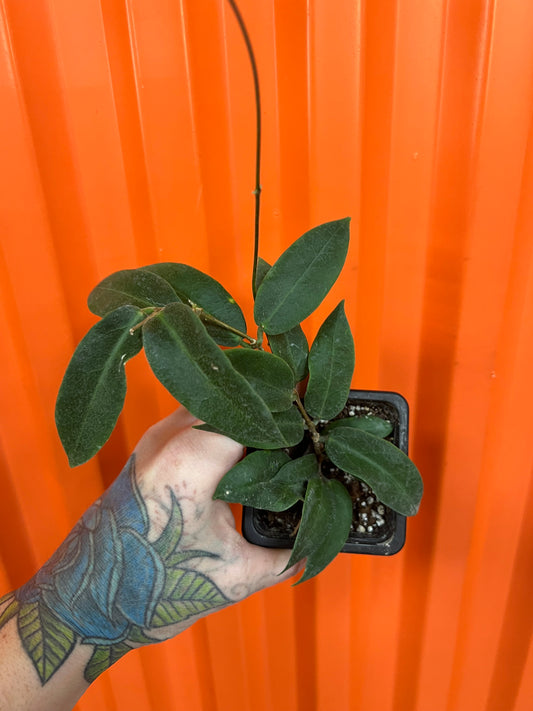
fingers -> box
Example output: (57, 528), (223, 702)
(135, 407), (243, 482)
(240, 543), (305, 594)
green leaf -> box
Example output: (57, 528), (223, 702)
(142, 263), (246, 346)
(254, 250), (310, 382)
(254, 218), (351, 335)
(195, 406), (305, 449)
(325, 428), (423, 516)
(55, 306), (144, 466)
(84, 643), (131, 684)
(225, 349), (295, 412)
(151, 569), (228, 628)
(304, 301), (355, 420)
(268, 326), (309, 382)
(143, 303), (287, 449)
(214, 450), (292, 509)
(18, 602), (77, 684)
(254, 256), (272, 291)
(272, 406), (306, 447)
(88, 269), (181, 317)
(324, 415), (393, 439)
(0, 596), (19, 629)
(286, 477), (353, 584)
(192, 423), (227, 436)
(226, 453), (318, 511)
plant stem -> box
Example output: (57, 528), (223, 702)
(293, 390), (324, 461)
(129, 308), (164, 335)
(191, 304), (258, 346)
(225, 0), (262, 298)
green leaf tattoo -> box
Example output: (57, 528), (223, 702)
(85, 643), (131, 684)
(1, 456), (230, 686)
(151, 569), (228, 628)
(17, 602), (76, 684)
(0, 596), (19, 628)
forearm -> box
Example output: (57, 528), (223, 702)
(0, 616), (91, 711)
(0, 411), (297, 710)
(0, 454), (218, 708)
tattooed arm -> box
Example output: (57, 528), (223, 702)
(0, 408), (300, 711)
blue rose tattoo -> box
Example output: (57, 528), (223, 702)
(0, 456), (229, 684)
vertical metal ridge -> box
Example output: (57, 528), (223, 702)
(408, 1), (497, 708)
(180, 0), (238, 285)
(2, 0), (99, 341)
(485, 466), (533, 711)
(446, 53), (533, 708)
(99, 0), (158, 267)
(2, 2), (533, 709)
(272, 0), (311, 244)
(355, 0), (398, 386)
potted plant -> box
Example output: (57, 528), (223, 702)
(241, 388), (412, 558)
(54, 0), (423, 584)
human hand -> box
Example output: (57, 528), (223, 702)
(2, 407), (301, 696)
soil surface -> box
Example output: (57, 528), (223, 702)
(252, 397), (400, 545)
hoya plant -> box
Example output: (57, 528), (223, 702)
(55, 215), (422, 582)
(54, 0), (422, 583)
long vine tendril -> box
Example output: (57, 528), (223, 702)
(225, 0), (262, 297)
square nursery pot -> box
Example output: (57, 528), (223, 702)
(242, 389), (409, 556)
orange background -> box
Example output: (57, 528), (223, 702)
(1, 1), (533, 709)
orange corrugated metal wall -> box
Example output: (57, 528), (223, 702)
(1, 0), (533, 709)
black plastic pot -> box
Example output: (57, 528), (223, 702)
(242, 389), (409, 556)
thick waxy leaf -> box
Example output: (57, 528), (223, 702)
(325, 428), (423, 515)
(85, 643), (130, 684)
(195, 405), (305, 449)
(254, 218), (351, 334)
(192, 423), (228, 436)
(88, 268), (181, 317)
(324, 415), (393, 439)
(215, 451), (318, 512)
(254, 256), (272, 291)
(286, 477), (353, 584)
(305, 301), (355, 420)
(18, 602), (77, 684)
(225, 349), (295, 412)
(142, 263), (246, 346)
(268, 326), (309, 382)
(143, 303), (288, 449)
(214, 450), (290, 508)
(150, 568), (228, 628)
(272, 405), (306, 447)
(268, 454), (320, 506)
(55, 306), (144, 466)
(254, 257), (309, 381)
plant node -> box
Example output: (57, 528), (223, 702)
(129, 308), (164, 335)
(293, 390), (324, 463)
(191, 302), (258, 346)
